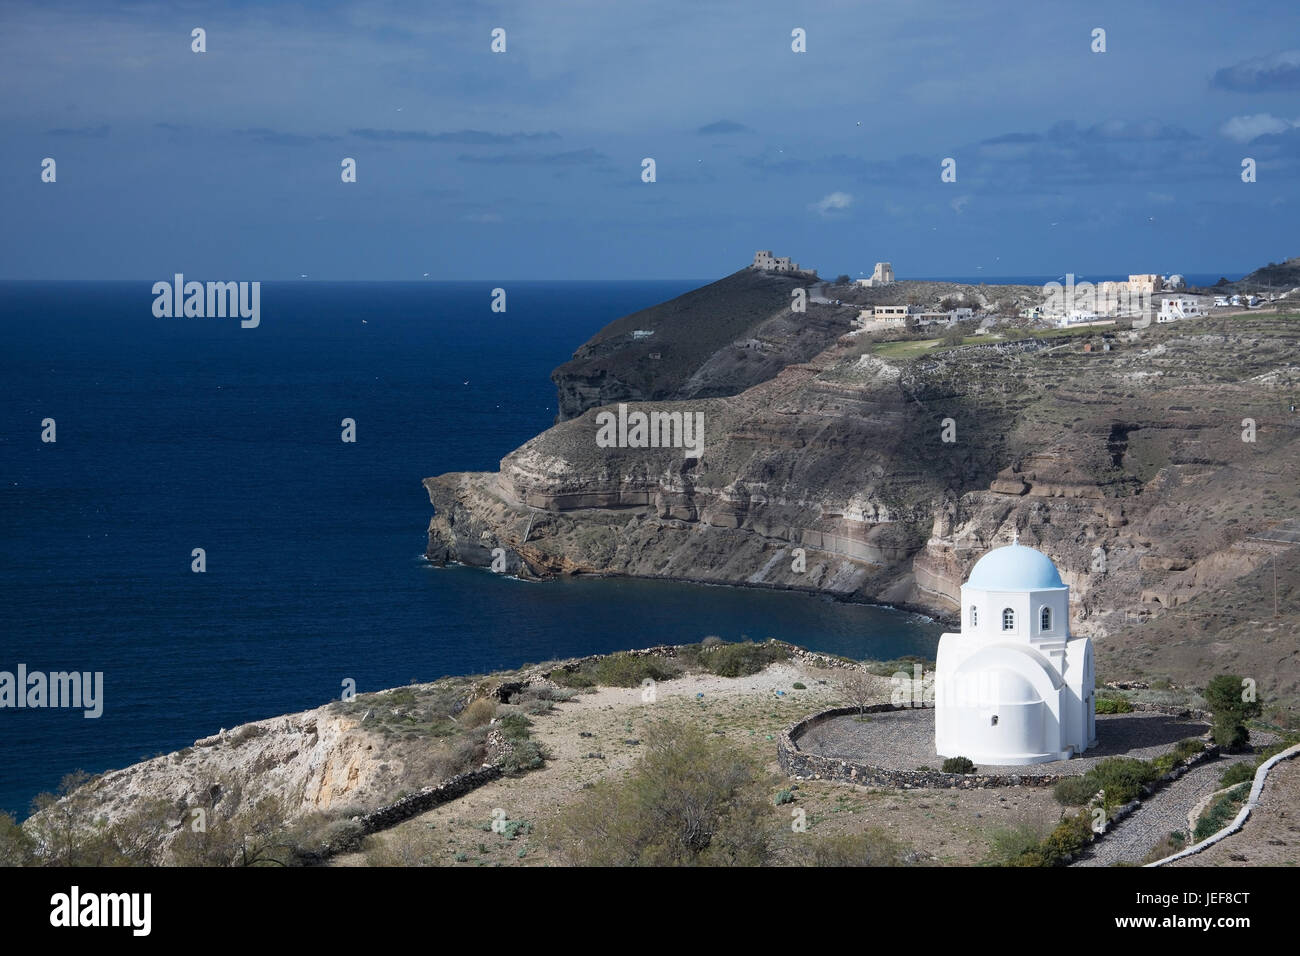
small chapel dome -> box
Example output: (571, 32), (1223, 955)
(966, 543), (1065, 591)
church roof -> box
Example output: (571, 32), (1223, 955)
(966, 543), (1065, 591)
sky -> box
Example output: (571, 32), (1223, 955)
(2, 0), (1299, 280)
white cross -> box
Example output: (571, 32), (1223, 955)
(1012, 529), (1019, 546)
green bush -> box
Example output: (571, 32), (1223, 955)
(494, 711), (533, 741)
(1039, 811), (1094, 864)
(1173, 738), (1206, 761)
(773, 789), (795, 806)
(794, 828), (908, 866)
(1095, 696), (1133, 714)
(1055, 757), (1157, 808)
(1193, 783), (1250, 841)
(1150, 739), (1202, 775)
(1090, 758), (1159, 806)
(1205, 673), (1262, 751)
(986, 825), (1044, 866)
(1218, 761), (1255, 788)
(1053, 775), (1099, 806)
(591, 653), (680, 688)
(501, 739), (544, 774)
(549, 667), (595, 689)
(792, 682), (807, 690)
(543, 721), (771, 866)
(1212, 714), (1250, 751)
(941, 756), (976, 774)
(695, 640), (790, 678)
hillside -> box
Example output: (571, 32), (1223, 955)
(428, 289), (1300, 714)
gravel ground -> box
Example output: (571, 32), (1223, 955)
(795, 709), (1210, 776)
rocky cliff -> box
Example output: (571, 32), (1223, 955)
(428, 283), (1300, 707)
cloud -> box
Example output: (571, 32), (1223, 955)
(456, 147), (608, 166)
(696, 120), (749, 135)
(46, 125), (109, 138)
(349, 129), (559, 144)
(1219, 113), (1299, 143)
(950, 195), (971, 214)
(810, 191), (853, 217)
(1212, 49), (1300, 92)
(234, 128), (339, 146)
(1050, 119), (1194, 143)
(980, 132), (1041, 145)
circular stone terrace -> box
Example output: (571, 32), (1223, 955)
(780, 706), (1211, 788)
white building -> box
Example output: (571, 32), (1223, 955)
(854, 262), (895, 287)
(934, 537), (1096, 766)
(1158, 297), (1205, 322)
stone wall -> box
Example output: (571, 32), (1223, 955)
(778, 704), (1219, 792)
(778, 705), (1067, 789)
(355, 765), (503, 834)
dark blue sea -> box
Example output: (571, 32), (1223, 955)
(0, 280), (942, 818)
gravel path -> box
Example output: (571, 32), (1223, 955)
(1072, 753), (1256, 867)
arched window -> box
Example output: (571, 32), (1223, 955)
(970, 605), (978, 628)
(1040, 606), (1051, 632)
(1001, 608), (1015, 631)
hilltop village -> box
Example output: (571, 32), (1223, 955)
(751, 249), (1299, 338)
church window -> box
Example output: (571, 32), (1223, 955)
(1040, 606), (1051, 631)
(1001, 608), (1015, 631)
(970, 605), (977, 627)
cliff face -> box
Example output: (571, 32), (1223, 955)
(429, 285), (1300, 703)
(550, 269), (843, 421)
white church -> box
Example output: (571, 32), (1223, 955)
(934, 535), (1096, 765)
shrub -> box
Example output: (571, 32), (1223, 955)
(591, 653), (680, 688)
(494, 711), (533, 741)
(1054, 775), (1099, 806)
(500, 739), (544, 774)
(700, 641), (789, 678)
(1205, 673), (1262, 750)
(0, 812), (35, 866)
(792, 682), (807, 690)
(1172, 737), (1206, 761)
(1218, 761), (1255, 788)
(942, 756), (976, 774)
(1212, 714), (1250, 751)
(1150, 739), (1203, 775)
(1193, 782), (1250, 841)
(1095, 696), (1133, 714)
(1140, 830), (1187, 865)
(548, 667), (595, 689)
(986, 824), (1044, 866)
(460, 698), (497, 729)
(795, 828), (908, 866)
(1054, 757), (1157, 809)
(1038, 811), (1095, 865)
(544, 721), (770, 866)
(1089, 758), (1159, 807)
(773, 789), (795, 806)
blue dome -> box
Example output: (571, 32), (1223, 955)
(966, 544), (1065, 590)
